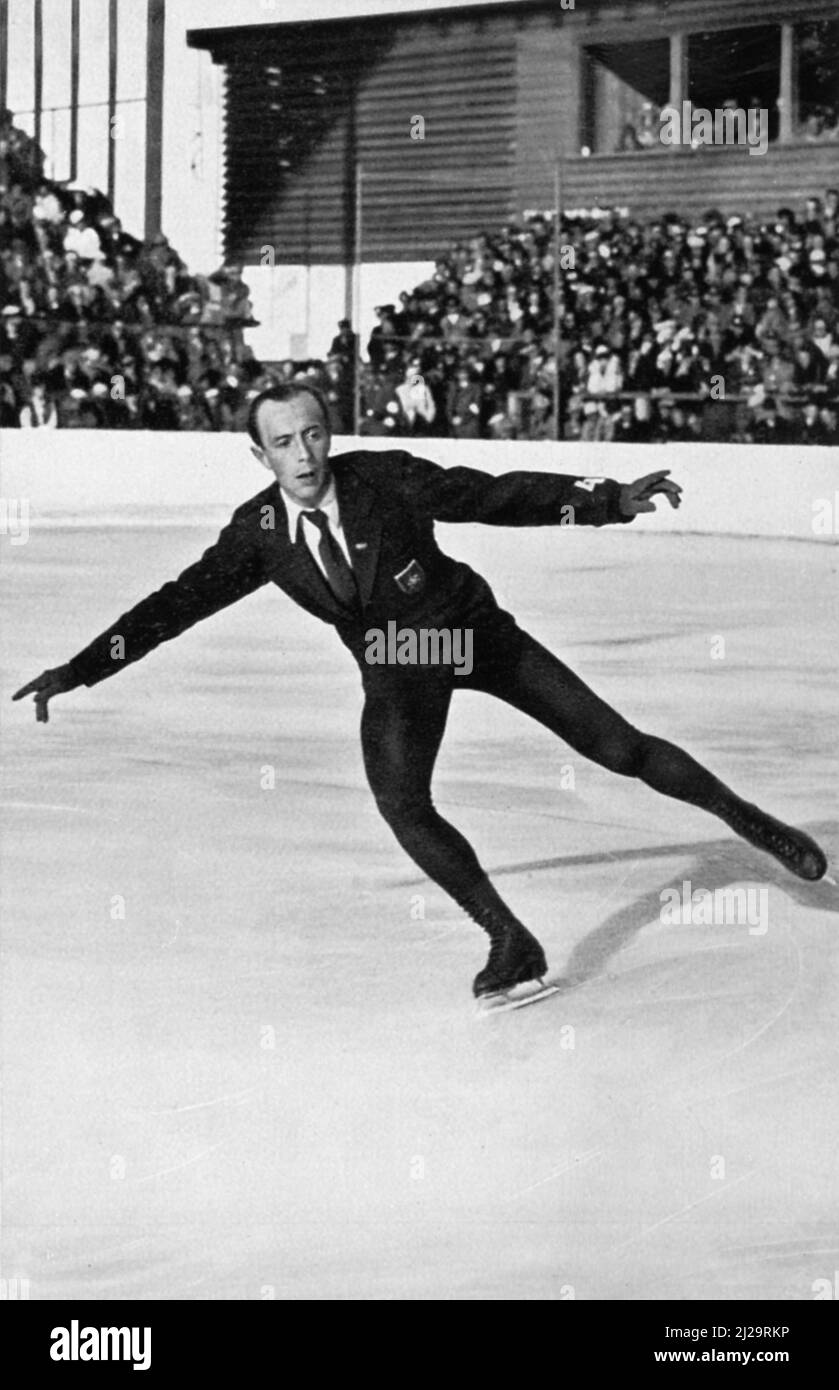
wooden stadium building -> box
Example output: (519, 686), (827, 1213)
(188, 0), (839, 268)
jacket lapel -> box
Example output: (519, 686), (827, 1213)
(263, 484), (347, 619)
(333, 461), (382, 608)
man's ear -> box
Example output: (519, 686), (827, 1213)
(251, 444), (270, 471)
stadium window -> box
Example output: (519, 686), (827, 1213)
(687, 26), (780, 145)
(795, 20), (839, 141)
(580, 40), (670, 155)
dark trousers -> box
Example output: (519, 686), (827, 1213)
(360, 627), (730, 910)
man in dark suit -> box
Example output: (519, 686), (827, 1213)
(14, 385), (827, 998)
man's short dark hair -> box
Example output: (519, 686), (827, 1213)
(247, 383), (330, 446)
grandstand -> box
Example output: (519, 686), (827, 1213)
(1, 0), (836, 442)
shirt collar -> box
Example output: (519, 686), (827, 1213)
(282, 476), (340, 544)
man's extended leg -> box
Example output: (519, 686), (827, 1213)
(360, 666), (547, 994)
(474, 631), (826, 881)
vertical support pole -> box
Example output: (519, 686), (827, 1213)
(304, 190), (312, 354)
(343, 144), (354, 322)
(553, 162), (561, 441)
(144, 0), (165, 241)
(69, 0), (80, 181)
(107, 0), (118, 207)
(0, 0), (8, 114)
(779, 22), (795, 144)
(353, 161), (363, 437)
(342, 89), (357, 422)
(33, 0), (42, 148)
(669, 30), (687, 113)
(578, 43), (594, 154)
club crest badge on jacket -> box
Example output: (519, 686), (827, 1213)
(393, 559), (426, 594)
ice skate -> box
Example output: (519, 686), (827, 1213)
(473, 920), (548, 999)
(716, 799), (827, 881)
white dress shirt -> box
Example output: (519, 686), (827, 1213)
(281, 479), (353, 577)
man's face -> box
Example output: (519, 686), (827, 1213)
(251, 394), (332, 507)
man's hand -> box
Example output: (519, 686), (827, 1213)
(12, 665), (79, 724)
(619, 470), (683, 517)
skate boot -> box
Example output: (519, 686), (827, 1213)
(473, 921), (549, 999)
(459, 878), (548, 998)
(714, 797), (827, 881)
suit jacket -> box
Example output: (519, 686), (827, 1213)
(65, 449), (631, 688)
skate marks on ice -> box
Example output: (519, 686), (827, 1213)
(472, 817), (839, 1278)
(490, 824), (839, 1264)
(500, 941), (837, 1297)
(557, 820), (839, 992)
(475, 980), (563, 1016)
(403, 821), (838, 999)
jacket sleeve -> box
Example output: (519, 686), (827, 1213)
(391, 451), (632, 528)
(66, 508), (268, 688)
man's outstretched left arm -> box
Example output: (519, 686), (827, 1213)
(392, 451), (682, 526)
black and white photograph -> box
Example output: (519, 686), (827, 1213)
(1, 0), (837, 1333)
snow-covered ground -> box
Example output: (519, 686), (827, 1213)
(2, 516), (837, 1300)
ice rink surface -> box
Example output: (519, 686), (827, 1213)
(2, 513), (837, 1301)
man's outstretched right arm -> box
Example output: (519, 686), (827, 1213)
(13, 506), (267, 723)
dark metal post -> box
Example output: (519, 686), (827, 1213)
(779, 23), (796, 144)
(353, 160), (363, 437)
(33, 0), (42, 148)
(553, 162), (561, 441)
(144, 0), (165, 241)
(0, 0), (8, 114)
(107, 0), (118, 206)
(69, 0), (80, 180)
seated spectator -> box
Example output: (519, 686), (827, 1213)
(586, 343), (623, 397)
(323, 355), (353, 433)
(367, 305), (397, 370)
(793, 340), (827, 389)
(32, 182), (63, 227)
(758, 336), (796, 418)
(359, 364), (399, 436)
(447, 365), (482, 438)
(328, 319), (357, 365)
(486, 410), (516, 439)
(611, 400), (646, 442)
(799, 401), (830, 444)
(750, 395), (795, 443)
(636, 103), (659, 148)
(617, 122), (643, 153)
(203, 262), (253, 325)
(818, 405), (839, 444)
(394, 359), (436, 436)
(63, 210), (104, 263)
(810, 315), (834, 361)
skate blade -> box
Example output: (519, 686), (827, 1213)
(476, 979), (561, 1015)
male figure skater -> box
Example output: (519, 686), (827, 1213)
(14, 385), (827, 997)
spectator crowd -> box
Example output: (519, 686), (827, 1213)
(346, 189), (839, 445)
(1, 106), (265, 431)
(1, 107), (837, 443)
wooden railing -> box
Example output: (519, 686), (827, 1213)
(559, 142), (839, 220)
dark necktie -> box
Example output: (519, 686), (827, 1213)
(301, 509), (359, 608)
